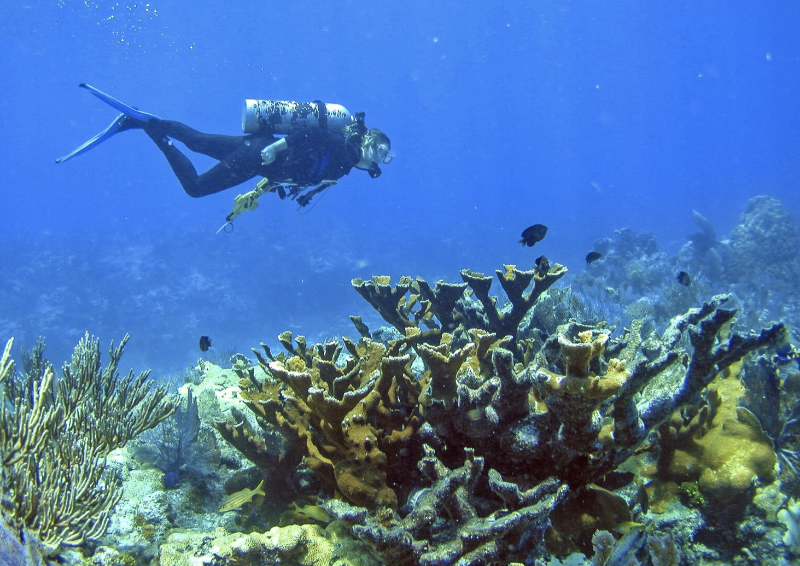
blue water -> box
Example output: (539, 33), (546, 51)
(1, 1), (798, 376)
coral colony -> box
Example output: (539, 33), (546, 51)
(2, 195), (800, 565)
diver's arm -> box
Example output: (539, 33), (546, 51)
(261, 138), (288, 165)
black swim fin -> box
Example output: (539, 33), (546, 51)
(55, 84), (162, 164)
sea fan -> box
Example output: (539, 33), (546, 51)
(740, 356), (800, 488)
(132, 390), (219, 488)
(774, 404), (800, 487)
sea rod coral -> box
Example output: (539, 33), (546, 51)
(0, 333), (179, 559)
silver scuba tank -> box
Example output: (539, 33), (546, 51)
(242, 100), (352, 135)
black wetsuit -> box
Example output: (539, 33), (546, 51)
(144, 121), (361, 198)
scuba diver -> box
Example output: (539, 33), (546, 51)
(56, 84), (392, 229)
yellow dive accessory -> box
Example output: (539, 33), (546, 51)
(217, 178), (275, 233)
(217, 178), (339, 233)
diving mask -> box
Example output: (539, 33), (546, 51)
(364, 143), (390, 178)
(375, 143), (392, 164)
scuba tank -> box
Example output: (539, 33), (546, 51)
(242, 100), (352, 135)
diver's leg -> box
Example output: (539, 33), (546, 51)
(145, 131), (206, 197)
(146, 120), (244, 160)
(145, 128), (264, 198)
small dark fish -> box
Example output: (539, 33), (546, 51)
(199, 336), (212, 352)
(638, 482), (650, 515)
(585, 251), (602, 265)
(535, 255), (550, 275)
(519, 224), (548, 247)
(775, 343), (798, 363)
(676, 271), (692, 287)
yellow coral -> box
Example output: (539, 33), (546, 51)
(648, 365), (776, 516)
(694, 377), (775, 507)
(539, 334), (629, 400)
(234, 337), (424, 511)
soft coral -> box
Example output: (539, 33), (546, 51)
(132, 390), (218, 488)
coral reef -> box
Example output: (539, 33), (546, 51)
(0, 334), (179, 558)
(132, 389), (220, 489)
(324, 445), (568, 565)
(6, 195), (800, 565)
(728, 195), (800, 289)
(212, 257), (784, 564)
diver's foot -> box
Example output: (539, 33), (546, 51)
(141, 119), (170, 144)
(116, 114), (142, 133)
(56, 86), (164, 164)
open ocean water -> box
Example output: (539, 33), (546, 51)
(2, 0), (797, 375)
(1, 1), (799, 564)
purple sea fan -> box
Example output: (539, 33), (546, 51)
(132, 389), (220, 488)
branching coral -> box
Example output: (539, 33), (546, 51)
(0, 333), (179, 557)
(324, 445), (568, 566)
(352, 263), (568, 358)
(218, 262), (785, 563)
(216, 334), (425, 511)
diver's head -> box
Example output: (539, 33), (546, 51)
(357, 128), (392, 178)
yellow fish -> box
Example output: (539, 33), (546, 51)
(218, 479), (265, 512)
(291, 502), (332, 523)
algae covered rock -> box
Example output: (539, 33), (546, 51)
(158, 522), (380, 566)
